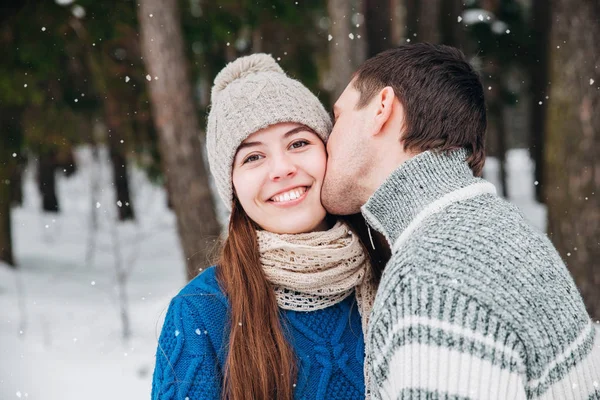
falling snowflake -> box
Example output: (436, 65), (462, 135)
(145, 75), (151, 81)
(590, 79), (595, 85)
(41, 27), (46, 32)
(457, 16), (463, 23)
(117, 200), (122, 208)
(328, 34), (333, 41)
(195, 328), (201, 335)
(125, 76), (130, 83)
(478, 14), (484, 21)
(175, 330), (180, 337)
(24, 84), (28, 88)
(72, 5), (86, 19)
(96, 202), (101, 208)
(349, 33), (354, 40)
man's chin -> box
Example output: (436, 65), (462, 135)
(321, 190), (362, 216)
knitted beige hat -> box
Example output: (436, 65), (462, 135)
(206, 53), (332, 209)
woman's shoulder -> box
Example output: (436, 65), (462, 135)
(174, 265), (227, 309)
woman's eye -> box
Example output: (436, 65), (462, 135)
(243, 154), (262, 164)
(290, 140), (309, 149)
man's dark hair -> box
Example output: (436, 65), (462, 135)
(353, 43), (487, 176)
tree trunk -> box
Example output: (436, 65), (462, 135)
(495, 103), (509, 198)
(10, 155), (25, 206)
(0, 164), (14, 267)
(440, 0), (467, 49)
(105, 91), (135, 221)
(417, 0), (442, 43)
(137, 0), (221, 281)
(37, 152), (59, 213)
(365, 0), (392, 57)
(405, 0), (419, 40)
(545, 0), (600, 319)
(328, 0), (354, 102)
(390, 0), (407, 46)
(0, 108), (21, 267)
(529, 0), (551, 202)
(353, 0), (368, 66)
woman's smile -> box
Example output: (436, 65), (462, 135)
(268, 185), (310, 206)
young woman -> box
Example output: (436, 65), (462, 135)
(151, 54), (388, 400)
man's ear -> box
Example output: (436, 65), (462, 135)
(371, 86), (395, 137)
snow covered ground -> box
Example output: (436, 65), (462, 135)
(0, 147), (545, 399)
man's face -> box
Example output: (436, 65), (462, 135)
(321, 80), (373, 215)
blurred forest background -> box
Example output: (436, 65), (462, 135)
(1, 0), (598, 329)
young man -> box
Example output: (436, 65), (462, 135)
(322, 43), (600, 399)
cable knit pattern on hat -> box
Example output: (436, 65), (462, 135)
(361, 149), (600, 400)
(206, 53), (332, 209)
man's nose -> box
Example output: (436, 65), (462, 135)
(268, 153), (297, 181)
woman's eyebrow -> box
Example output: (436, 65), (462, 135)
(237, 126), (315, 153)
(237, 140), (262, 151)
(283, 126), (315, 138)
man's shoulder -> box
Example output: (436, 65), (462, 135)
(378, 194), (587, 333)
(410, 192), (551, 259)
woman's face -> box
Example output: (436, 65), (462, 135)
(232, 122), (328, 234)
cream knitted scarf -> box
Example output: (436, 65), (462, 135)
(256, 220), (376, 399)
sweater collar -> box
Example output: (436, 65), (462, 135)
(361, 149), (483, 247)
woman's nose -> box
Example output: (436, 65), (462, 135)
(268, 154), (297, 181)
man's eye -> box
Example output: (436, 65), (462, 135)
(290, 140), (308, 149)
(243, 154), (262, 164)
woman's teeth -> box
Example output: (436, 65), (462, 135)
(271, 187), (307, 203)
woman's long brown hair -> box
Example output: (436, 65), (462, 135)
(216, 199), (297, 400)
(215, 199), (391, 400)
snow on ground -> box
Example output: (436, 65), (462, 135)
(0, 147), (545, 399)
(0, 146), (187, 399)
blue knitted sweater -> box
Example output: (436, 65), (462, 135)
(151, 266), (366, 400)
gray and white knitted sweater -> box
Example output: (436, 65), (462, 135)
(362, 150), (600, 399)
